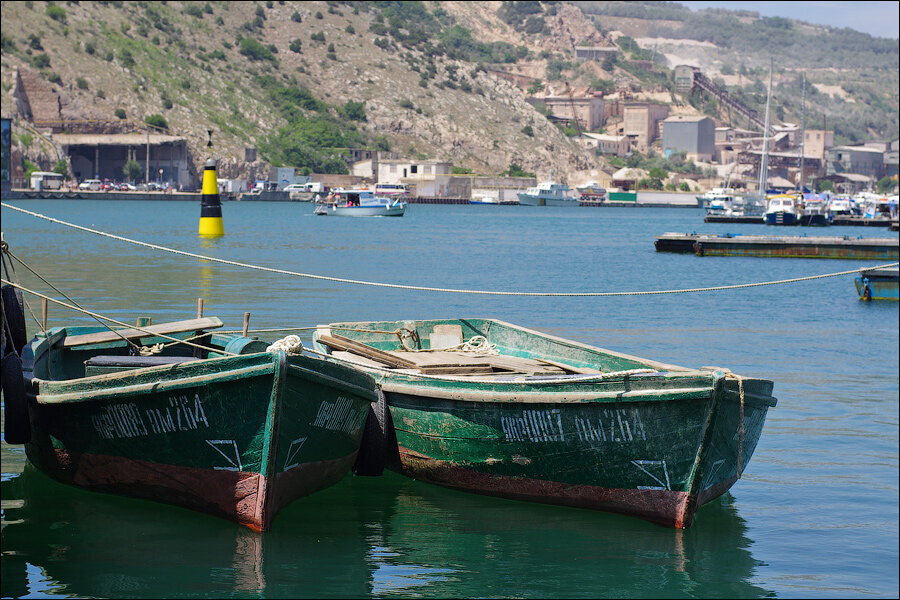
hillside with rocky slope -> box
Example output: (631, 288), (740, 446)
(1, 1), (897, 185)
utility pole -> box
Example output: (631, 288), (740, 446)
(758, 58), (773, 195)
(145, 129), (150, 185)
(799, 72), (806, 191)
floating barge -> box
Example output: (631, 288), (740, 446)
(855, 267), (899, 300)
(655, 233), (899, 260)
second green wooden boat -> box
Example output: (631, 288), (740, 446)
(5, 317), (377, 531)
(312, 318), (777, 528)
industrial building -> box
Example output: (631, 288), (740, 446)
(661, 116), (716, 162)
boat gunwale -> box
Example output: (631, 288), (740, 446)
(30, 361), (277, 404)
(313, 319), (776, 406)
(286, 361), (378, 402)
(319, 317), (695, 374)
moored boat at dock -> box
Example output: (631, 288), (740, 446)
(311, 318), (777, 529)
(799, 193), (833, 226)
(2, 310), (377, 532)
(855, 266), (899, 300)
(517, 180), (579, 206)
(697, 187), (736, 209)
(575, 181), (608, 203)
(764, 194), (801, 225)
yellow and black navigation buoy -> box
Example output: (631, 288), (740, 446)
(198, 158), (224, 237)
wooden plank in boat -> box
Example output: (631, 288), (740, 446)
(317, 334), (418, 369)
(535, 358), (603, 374)
(391, 350), (565, 375)
(63, 317), (224, 347)
(419, 363), (495, 375)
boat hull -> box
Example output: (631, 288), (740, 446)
(313, 318), (776, 528)
(855, 268), (899, 300)
(764, 211), (800, 225)
(517, 193), (579, 207)
(21, 336), (376, 531)
(800, 213), (830, 226)
(328, 204), (405, 217)
(384, 376), (772, 528)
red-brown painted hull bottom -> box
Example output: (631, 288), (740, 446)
(27, 447), (357, 531)
(398, 449), (739, 529)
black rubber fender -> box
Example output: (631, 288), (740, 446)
(2, 352), (31, 444)
(352, 386), (388, 476)
(2, 284), (27, 356)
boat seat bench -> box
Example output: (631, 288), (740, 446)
(84, 355), (199, 376)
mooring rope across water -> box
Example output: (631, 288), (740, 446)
(3, 202), (897, 297)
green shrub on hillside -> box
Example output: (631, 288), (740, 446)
(145, 114), (168, 130)
(119, 48), (135, 68)
(184, 4), (204, 18)
(506, 163), (535, 178)
(239, 37), (276, 62)
(46, 5), (67, 24)
(31, 54), (51, 69)
(341, 101), (367, 121)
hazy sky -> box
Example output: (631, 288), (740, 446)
(679, 1), (900, 39)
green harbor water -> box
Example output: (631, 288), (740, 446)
(1, 199), (898, 598)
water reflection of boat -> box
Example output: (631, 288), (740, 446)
(1, 463), (375, 598)
(360, 471), (775, 598)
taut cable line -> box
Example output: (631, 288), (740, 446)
(3, 202), (897, 297)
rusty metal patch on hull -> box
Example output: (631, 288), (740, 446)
(397, 447), (696, 528)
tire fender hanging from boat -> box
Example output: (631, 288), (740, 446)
(353, 386), (390, 476)
(2, 284), (27, 356)
(2, 352), (30, 444)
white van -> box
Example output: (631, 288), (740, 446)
(78, 179), (102, 190)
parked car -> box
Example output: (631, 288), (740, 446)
(78, 179), (102, 190)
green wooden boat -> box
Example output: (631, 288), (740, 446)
(5, 317), (377, 531)
(311, 318), (777, 528)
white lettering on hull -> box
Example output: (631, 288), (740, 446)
(90, 394), (210, 440)
(501, 409), (564, 442)
(313, 396), (366, 436)
(500, 407), (647, 445)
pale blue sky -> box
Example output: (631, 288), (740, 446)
(679, 1), (899, 39)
